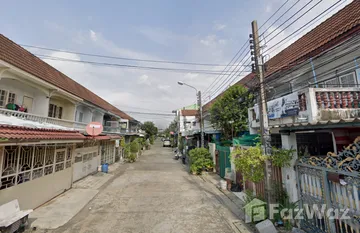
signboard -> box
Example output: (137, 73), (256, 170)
(115, 139), (120, 148)
(254, 92), (299, 120)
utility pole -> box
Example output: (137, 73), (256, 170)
(251, 20), (272, 206)
(197, 91), (204, 148)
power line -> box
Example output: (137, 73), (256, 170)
(37, 54), (243, 75)
(259, 0), (301, 37)
(264, 0), (325, 45)
(115, 105), (172, 114)
(201, 40), (250, 96)
(260, 0), (318, 43)
(22, 44), (240, 67)
(202, 0), (303, 100)
(123, 111), (175, 116)
(258, 0), (292, 32)
(263, 0), (344, 55)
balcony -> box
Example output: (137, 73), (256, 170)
(0, 108), (76, 129)
(249, 87), (360, 129)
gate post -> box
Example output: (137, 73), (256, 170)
(322, 170), (336, 233)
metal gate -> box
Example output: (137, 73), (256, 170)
(296, 138), (360, 233)
(216, 145), (231, 178)
(73, 146), (99, 182)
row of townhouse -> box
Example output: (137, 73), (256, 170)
(0, 34), (142, 209)
(203, 2), (360, 232)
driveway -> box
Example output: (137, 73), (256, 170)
(38, 140), (238, 233)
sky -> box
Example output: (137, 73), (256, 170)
(0, 0), (353, 128)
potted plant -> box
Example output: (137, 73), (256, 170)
(188, 148), (213, 175)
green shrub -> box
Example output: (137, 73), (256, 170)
(124, 143), (130, 157)
(130, 140), (139, 153)
(188, 148), (213, 174)
(149, 135), (155, 145)
(127, 153), (137, 163)
(232, 145), (266, 183)
(120, 138), (126, 148)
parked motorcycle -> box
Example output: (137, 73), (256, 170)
(173, 148), (180, 160)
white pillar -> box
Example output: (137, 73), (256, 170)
(281, 132), (299, 202)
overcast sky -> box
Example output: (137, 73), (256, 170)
(0, 0), (352, 128)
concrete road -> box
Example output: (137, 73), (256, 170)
(40, 140), (239, 233)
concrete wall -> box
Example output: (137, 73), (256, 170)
(75, 105), (92, 123)
(281, 133), (299, 203)
(92, 111), (104, 123)
(0, 168), (72, 210)
(208, 143), (216, 172)
(49, 97), (76, 121)
(73, 145), (100, 182)
(0, 78), (48, 115)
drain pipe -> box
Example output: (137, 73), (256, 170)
(310, 58), (318, 88)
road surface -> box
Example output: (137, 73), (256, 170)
(37, 140), (238, 233)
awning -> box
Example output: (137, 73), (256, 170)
(0, 124), (86, 141)
(272, 118), (360, 131)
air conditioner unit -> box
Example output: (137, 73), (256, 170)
(339, 72), (356, 87)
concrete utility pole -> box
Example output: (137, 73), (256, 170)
(251, 20), (272, 206)
(177, 81), (204, 148)
(197, 91), (204, 148)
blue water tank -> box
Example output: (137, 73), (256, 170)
(101, 163), (109, 173)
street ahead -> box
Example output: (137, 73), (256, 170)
(40, 140), (239, 233)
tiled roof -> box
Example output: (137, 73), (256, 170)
(0, 125), (86, 141)
(0, 35), (133, 120)
(203, 1), (360, 112)
(85, 135), (122, 140)
(181, 109), (199, 116)
(265, 1), (360, 77)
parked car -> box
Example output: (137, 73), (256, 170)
(163, 139), (171, 147)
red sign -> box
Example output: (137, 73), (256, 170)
(86, 122), (103, 136)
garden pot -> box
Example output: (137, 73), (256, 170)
(220, 180), (227, 190)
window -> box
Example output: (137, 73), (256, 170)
(92, 114), (96, 122)
(339, 72), (357, 87)
(0, 90), (17, 108)
(324, 78), (339, 88)
(7, 92), (16, 104)
(0, 90), (7, 107)
(78, 112), (84, 122)
(48, 104), (62, 119)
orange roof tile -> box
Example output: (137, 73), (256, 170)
(203, 1), (360, 112)
(0, 125), (85, 141)
(0, 35), (133, 120)
(181, 109), (199, 116)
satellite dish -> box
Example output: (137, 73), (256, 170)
(86, 122), (103, 136)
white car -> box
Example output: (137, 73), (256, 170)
(163, 139), (171, 147)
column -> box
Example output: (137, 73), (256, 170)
(281, 132), (299, 203)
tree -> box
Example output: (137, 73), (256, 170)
(164, 120), (177, 137)
(141, 121), (158, 138)
(209, 85), (254, 139)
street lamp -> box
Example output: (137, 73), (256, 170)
(177, 81), (204, 148)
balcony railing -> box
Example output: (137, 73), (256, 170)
(248, 87), (360, 129)
(314, 88), (360, 109)
(0, 108), (76, 128)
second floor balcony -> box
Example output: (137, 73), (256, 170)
(249, 86), (360, 129)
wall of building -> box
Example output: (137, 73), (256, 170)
(0, 168), (72, 210)
(92, 111), (104, 123)
(0, 78), (48, 115)
(75, 105), (92, 123)
(49, 97), (76, 121)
